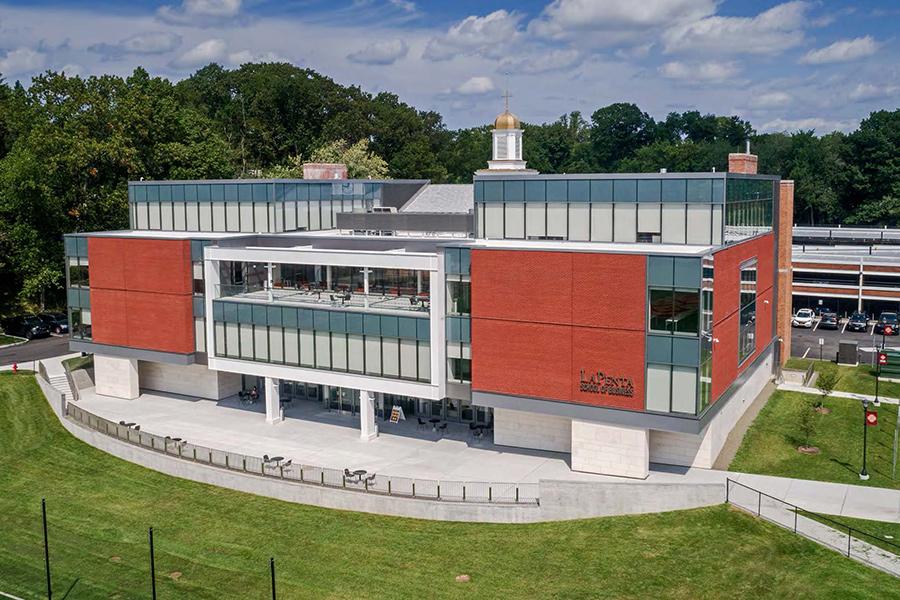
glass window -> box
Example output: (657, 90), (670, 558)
(649, 288), (699, 335)
(671, 366), (698, 414)
(739, 259), (758, 363)
(646, 364), (671, 412)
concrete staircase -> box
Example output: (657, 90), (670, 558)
(48, 373), (73, 400)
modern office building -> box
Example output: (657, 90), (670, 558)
(790, 227), (900, 317)
(65, 108), (794, 478)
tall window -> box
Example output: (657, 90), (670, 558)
(739, 259), (757, 363)
(649, 289), (700, 335)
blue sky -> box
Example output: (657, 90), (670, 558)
(1, 0), (898, 132)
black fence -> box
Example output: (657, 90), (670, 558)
(726, 478), (900, 576)
(65, 403), (540, 506)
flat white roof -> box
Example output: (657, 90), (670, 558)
(75, 229), (246, 240)
(470, 239), (713, 256)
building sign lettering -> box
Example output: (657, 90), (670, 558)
(579, 370), (634, 397)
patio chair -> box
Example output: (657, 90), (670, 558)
(343, 468), (353, 480)
(417, 417), (427, 430)
(437, 423), (448, 436)
(364, 473), (376, 485)
(263, 454), (270, 463)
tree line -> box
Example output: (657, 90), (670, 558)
(0, 62), (897, 313)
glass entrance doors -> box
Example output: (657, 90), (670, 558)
(327, 387), (358, 415)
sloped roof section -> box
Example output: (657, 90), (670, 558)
(401, 184), (473, 214)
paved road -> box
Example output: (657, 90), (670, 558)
(0, 334), (71, 367)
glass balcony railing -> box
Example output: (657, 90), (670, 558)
(215, 284), (430, 314)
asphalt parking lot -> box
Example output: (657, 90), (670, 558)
(791, 318), (900, 363)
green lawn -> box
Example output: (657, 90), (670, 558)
(0, 333), (23, 346)
(2, 374), (898, 599)
(730, 390), (900, 490)
(61, 354), (93, 372)
(784, 358), (900, 400)
(803, 513), (900, 556)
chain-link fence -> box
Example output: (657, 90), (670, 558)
(65, 402), (540, 506)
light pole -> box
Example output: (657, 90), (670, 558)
(860, 398), (870, 481)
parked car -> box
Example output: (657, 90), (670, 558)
(874, 312), (899, 335)
(1, 315), (51, 340)
(847, 311), (868, 332)
(38, 312), (68, 334)
(791, 308), (815, 328)
(819, 312), (839, 330)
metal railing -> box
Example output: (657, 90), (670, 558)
(65, 403), (539, 506)
(726, 479), (899, 576)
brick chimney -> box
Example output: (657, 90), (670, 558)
(302, 162), (348, 180)
(775, 180), (794, 366)
(728, 141), (758, 174)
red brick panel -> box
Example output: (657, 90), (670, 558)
(470, 250), (573, 325)
(571, 327), (644, 410)
(89, 289), (128, 347)
(571, 253), (646, 331)
(125, 292), (194, 354)
(792, 286), (856, 298)
(755, 287), (774, 359)
(711, 312), (738, 401)
(87, 238), (127, 290)
(88, 237), (194, 354)
(471, 319), (572, 401)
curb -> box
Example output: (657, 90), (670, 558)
(0, 337), (28, 350)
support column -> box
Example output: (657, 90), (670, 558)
(265, 377), (282, 424)
(571, 419), (649, 479)
(94, 355), (139, 399)
(360, 390), (378, 441)
(775, 180), (794, 366)
(326, 265), (333, 290)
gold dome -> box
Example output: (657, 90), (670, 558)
(494, 109), (520, 130)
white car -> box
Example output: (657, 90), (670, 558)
(792, 308), (815, 328)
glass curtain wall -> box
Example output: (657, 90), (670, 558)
(724, 178), (774, 243)
(64, 235), (92, 340)
(739, 259), (758, 364)
(445, 248), (472, 384)
(474, 177), (725, 245)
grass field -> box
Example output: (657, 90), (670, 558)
(0, 333), (23, 346)
(2, 373), (899, 599)
(803, 512), (900, 556)
(784, 358), (900, 400)
(730, 390), (900, 490)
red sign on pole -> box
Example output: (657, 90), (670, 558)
(866, 411), (878, 427)
(885, 325), (895, 336)
(878, 352), (888, 366)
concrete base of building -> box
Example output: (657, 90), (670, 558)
(138, 360), (242, 401)
(571, 420), (650, 479)
(94, 355), (139, 399)
(494, 407), (571, 453)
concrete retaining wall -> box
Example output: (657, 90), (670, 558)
(494, 407), (571, 453)
(139, 360), (241, 400)
(37, 382), (726, 523)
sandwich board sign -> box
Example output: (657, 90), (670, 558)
(390, 405), (406, 423)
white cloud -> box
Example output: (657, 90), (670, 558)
(760, 116), (857, 133)
(529, 0), (716, 41)
(456, 76), (495, 95)
(663, 1), (811, 56)
(848, 82), (899, 102)
(347, 39), (409, 65)
(89, 32), (182, 58)
(800, 36), (880, 65)
(59, 63), (83, 76)
(501, 48), (582, 75)
(388, 0), (416, 12)
(157, 0), (243, 26)
(227, 49), (286, 65)
(659, 60), (740, 82)
(423, 10), (523, 61)
(171, 38), (227, 69)
(0, 47), (47, 76)
(749, 91), (793, 108)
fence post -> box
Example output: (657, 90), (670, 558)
(462, 485), (466, 501)
(279, 466), (284, 479)
(300, 468), (304, 482)
(794, 509), (798, 533)
(847, 528), (852, 558)
(388, 480), (392, 496)
(725, 479), (730, 503)
(243, 457), (247, 472)
(412, 482), (416, 497)
(757, 491), (761, 516)
(321, 472), (325, 486)
(516, 487), (519, 503)
(208, 450), (213, 463)
(149, 527), (157, 600)
(437, 484), (440, 500)
(225, 455), (229, 469)
(270, 557), (276, 600)
(489, 486), (492, 502)
(42, 498), (52, 600)
(193, 448), (197, 461)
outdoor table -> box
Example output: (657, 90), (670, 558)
(268, 456), (285, 467)
(429, 417), (440, 431)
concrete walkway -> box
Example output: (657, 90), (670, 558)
(38, 354), (900, 524)
(778, 381), (899, 405)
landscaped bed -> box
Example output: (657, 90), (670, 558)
(0, 373), (897, 599)
(784, 358), (900, 400)
(0, 333), (24, 347)
(730, 390), (900, 490)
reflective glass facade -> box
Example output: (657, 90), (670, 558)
(474, 174), (776, 246)
(64, 234), (92, 340)
(128, 180), (383, 233)
(445, 247), (472, 384)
